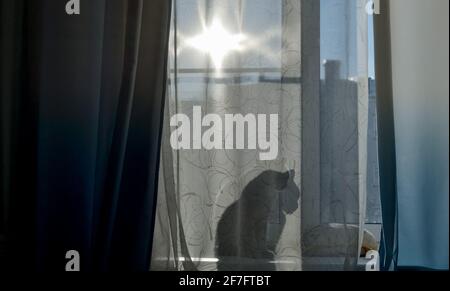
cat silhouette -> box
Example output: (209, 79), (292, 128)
(216, 170), (300, 271)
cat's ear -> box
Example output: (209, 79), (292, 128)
(274, 171), (290, 190)
(286, 170), (295, 179)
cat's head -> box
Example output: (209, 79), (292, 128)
(255, 169), (300, 214)
(279, 170), (300, 214)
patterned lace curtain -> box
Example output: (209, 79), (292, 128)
(151, 0), (368, 271)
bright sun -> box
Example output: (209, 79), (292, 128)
(186, 19), (246, 70)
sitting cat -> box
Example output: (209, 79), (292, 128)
(216, 170), (300, 271)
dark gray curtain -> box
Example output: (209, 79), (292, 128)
(373, 0), (398, 271)
(0, 0), (171, 271)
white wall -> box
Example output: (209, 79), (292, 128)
(389, 0), (449, 269)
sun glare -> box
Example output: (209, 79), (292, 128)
(186, 19), (246, 70)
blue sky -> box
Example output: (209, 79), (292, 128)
(320, 0), (375, 79)
(176, 0), (376, 78)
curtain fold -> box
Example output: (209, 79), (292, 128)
(1, 0), (42, 271)
(373, 0), (398, 271)
(1, 0), (171, 271)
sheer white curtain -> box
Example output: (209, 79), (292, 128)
(151, 0), (368, 271)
